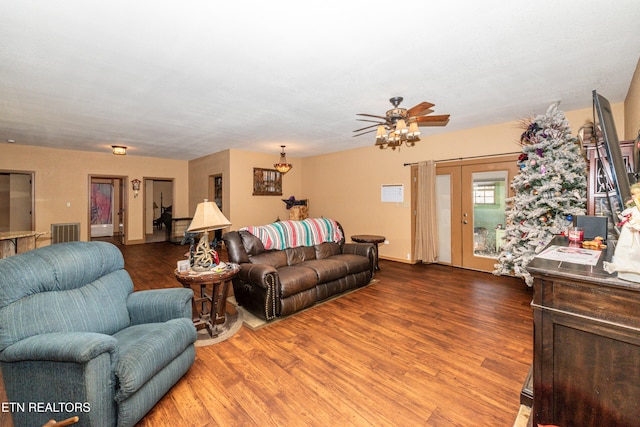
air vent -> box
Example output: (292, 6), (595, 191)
(51, 222), (80, 244)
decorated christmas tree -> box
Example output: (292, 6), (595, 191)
(494, 103), (587, 286)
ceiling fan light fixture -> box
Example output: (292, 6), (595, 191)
(274, 145), (293, 174)
(354, 96), (449, 150)
(407, 122), (421, 140)
(375, 125), (388, 143)
(396, 119), (408, 135)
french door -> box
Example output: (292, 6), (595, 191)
(436, 155), (519, 272)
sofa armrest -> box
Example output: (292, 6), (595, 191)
(342, 243), (376, 273)
(237, 263), (278, 289)
(0, 332), (117, 363)
(342, 242), (375, 258)
(127, 288), (193, 325)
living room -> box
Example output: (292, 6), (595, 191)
(2, 2), (640, 426)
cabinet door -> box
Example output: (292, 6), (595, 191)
(587, 140), (635, 217)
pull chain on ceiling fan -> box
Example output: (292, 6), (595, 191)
(353, 97), (450, 150)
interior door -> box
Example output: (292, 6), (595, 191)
(435, 155), (518, 272)
(461, 159), (518, 271)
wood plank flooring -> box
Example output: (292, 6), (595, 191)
(126, 242), (533, 426)
(1, 241), (534, 426)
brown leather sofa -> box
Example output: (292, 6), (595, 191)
(222, 226), (375, 321)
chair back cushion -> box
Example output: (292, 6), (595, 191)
(0, 241), (133, 350)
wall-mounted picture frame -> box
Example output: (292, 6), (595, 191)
(253, 168), (282, 196)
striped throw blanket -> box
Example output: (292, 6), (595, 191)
(241, 218), (343, 250)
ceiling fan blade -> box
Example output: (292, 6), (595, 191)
(357, 113), (387, 120)
(409, 109), (434, 117)
(353, 123), (381, 133)
(356, 118), (385, 124)
(352, 129), (378, 137)
(406, 102), (435, 117)
(415, 115), (450, 126)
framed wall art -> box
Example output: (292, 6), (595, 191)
(253, 168), (282, 196)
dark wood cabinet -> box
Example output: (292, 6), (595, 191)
(585, 139), (635, 217)
(527, 237), (640, 427)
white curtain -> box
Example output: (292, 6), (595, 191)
(414, 160), (438, 263)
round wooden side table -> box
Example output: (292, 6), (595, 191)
(351, 234), (386, 271)
(174, 263), (240, 338)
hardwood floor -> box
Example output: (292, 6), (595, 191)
(125, 241), (533, 426)
(1, 241), (534, 426)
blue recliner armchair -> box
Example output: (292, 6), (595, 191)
(0, 241), (197, 427)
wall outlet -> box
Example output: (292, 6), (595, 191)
(406, 253), (411, 260)
(66, 202), (71, 207)
(384, 240), (390, 245)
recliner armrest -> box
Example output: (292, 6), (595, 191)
(0, 332), (117, 364)
(127, 288), (193, 325)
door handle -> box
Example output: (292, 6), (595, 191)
(463, 220), (468, 224)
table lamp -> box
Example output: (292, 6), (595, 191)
(186, 199), (231, 271)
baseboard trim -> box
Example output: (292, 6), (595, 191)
(379, 256), (418, 264)
(125, 239), (146, 245)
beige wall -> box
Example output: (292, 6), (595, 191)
(188, 149), (303, 231)
(229, 149), (302, 229)
(2, 99), (633, 258)
(625, 57), (640, 141)
(0, 144), (189, 246)
(301, 104), (625, 262)
(189, 149), (230, 217)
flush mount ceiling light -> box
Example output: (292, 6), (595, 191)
(274, 145), (293, 174)
(353, 97), (450, 150)
(112, 145), (127, 155)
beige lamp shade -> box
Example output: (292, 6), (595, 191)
(187, 199), (231, 232)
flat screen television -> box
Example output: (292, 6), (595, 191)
(592, 90), (635, 227)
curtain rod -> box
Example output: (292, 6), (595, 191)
(403, 151), (521, 166)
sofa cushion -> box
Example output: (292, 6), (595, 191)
(112, 318), (196, 403)
(329, 254), (372, 275)
(250, 250), (288, 268)
(277, 266), (318, 298)
(239, 230), (265, 256)
(314, 242), (341, 259)
(297, 259), (348, 284)
(286, 246), (316, 265)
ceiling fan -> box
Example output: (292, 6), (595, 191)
(353, 96), (450, 150)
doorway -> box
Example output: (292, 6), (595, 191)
(89, 176), (125, 244)
(144, 178), (174, 243)
(209, 174), (223, 246)
(0, 171), (34, 232)
(435, 155), (519, 272)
